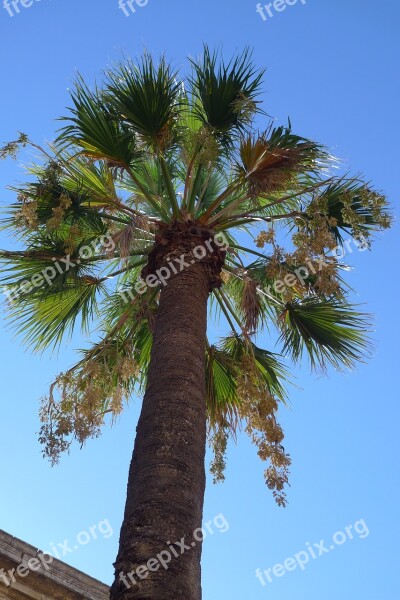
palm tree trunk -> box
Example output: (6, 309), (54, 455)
(110, 261), (210, 600)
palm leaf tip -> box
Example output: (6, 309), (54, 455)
(105, 54), (182, 151)
(278, 299), (372, 372)
(57, 76), (140, 167)
(320, 181), (392, 246)
(189, 46), (264, 138)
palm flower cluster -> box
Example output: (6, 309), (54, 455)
(0, 48), (391, 506)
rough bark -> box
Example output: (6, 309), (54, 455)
(110, 261), (211, 600)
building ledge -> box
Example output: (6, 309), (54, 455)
(0, 529), (109, 600)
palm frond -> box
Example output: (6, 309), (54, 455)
(236, 126), (326, 198)
(317, 180), (392, 245)
(106, 55), (182, 151)
(277, 298), (372, 371)
(57, 75), (140, 167)
(189, 46), (264, 142)
(206, 334), (288, 424)
(206, 343), (238, 426)
(59, 154), (120, 203)
(221, 334), (288, 402)
(6, 273), (103, 351)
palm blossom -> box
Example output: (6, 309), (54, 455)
(0, 48), (391, 600)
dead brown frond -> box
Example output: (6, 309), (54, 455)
(110, 215), (154, 260)
(241, 276), (262, 333)
(237, 132), (320, 197)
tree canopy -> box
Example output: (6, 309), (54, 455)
(0, 48), (391, 506)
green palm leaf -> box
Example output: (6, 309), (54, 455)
(277, 298), (372, 371)
(7, 274), (103, 351)
(189, 46), (263, 141)
(58, 76), (140, 167)
(206, 344), (238, 426)
(221, 334), (288, 401)
(106, 55), (182, 151)
(319, 180), (391, 245)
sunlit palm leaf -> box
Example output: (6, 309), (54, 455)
(206, 344), (238, 426)
(189, 46), (263, 141)
(277, 298), (371, 371)
(58, 76), (140, 166)
(7, 275), (103, 351)
(319, 180), (391, 244)
(106, 55), (182, 151)
(221, 334), (288, 402)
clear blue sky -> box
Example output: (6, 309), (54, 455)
(0, 1), (399, 598)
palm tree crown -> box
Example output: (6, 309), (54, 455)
(0, 48), (391, 507)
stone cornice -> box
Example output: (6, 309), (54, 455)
(0, 529), (109, 599)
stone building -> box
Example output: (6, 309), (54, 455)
(0, 529), (109, 599)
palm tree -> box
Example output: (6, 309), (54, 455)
(0, 48), (391, 599)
